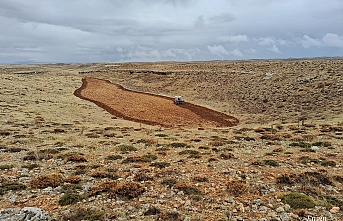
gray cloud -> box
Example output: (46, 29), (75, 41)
(0, 0), (342, 63)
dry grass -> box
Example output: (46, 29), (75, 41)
(30, 173), (64, 189)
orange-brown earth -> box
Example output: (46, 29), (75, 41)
(74, 77), (239, 128)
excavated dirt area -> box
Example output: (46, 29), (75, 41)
(74, 77), (239, 128)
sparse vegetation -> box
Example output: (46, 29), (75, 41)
(1, 60), (343, 220)
(62, 207), (105, 221)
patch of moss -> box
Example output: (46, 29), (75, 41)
(0, 182), (26, 194)
(106, 155), (123, 160)
(279, 192), (315, 209)
(150, 162), (171, 168)
(0, 164), (13, 170)
(116, 144), (137, 152)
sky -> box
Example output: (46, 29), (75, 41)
(0, 0), (343, 64)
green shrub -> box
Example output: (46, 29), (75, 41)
(155, 133), (168, 137)
(0, 164), (13, 170)
(279, 192), (315, 209)
(116, 144), (137, 152)
(312, 141), (331, 147)
(174, 183), (201, 195)
(0, 182), (26, 194)
(320, 160), (336, 167)
(161, 179), (177, 187)
(22, 163), (40, 170)
(106, 155), (123, 160)
(179, 150), (200, 155)
(264, 159), (279, 167)
(289, 142), (312, 148)
(168, 142), (187, 148)
(141, 153), (158, 162)
(179, 149), (201, 158)
(58, 191), (85, 206)
(150, 162), (170, 168)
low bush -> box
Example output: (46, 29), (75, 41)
(58, 191), (85, 206)
(106, 155), (123, 160)
(64, 176), (82, 184)
(144, 206), (161, 216)
(150, 162), (171, 168)
(179, 149), (201, 158)
(30, 173), (63, 188)
(114, 182), (145, 199)
(66, 155), (87, 162)
(0, 182), (26, 195)
(0, 164), (13, 170)
(320, 160), (336, 167)
(116, 144), (137, 152)
(264, 159), (279, 167)
(168, 142), (188, 148)
(174, 182), (201, 195)
(161, 178), (177, 187)
(226, 180), (248, 196)
(279, 192), (315, 209)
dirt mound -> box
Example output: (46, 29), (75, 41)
(74, 77), (239, 128)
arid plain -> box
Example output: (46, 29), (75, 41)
(0, 59), (343, 220)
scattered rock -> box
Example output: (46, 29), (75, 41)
(0, 207), (51, 221)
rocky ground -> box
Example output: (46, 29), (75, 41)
(0, 59), (342, 221)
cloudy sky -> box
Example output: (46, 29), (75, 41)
(1, 0), (342, 63)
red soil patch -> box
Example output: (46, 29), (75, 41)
(74, 77), (239, 128)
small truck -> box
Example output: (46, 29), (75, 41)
(174, 96), (184, 105)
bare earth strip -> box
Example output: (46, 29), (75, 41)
(74, 77), (239, 128)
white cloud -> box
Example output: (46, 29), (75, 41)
(244, 49), (257, 54)
(255, 37), (289, 46)
(218, 35), (248, 43)
(230, 49), (243, 57)
(323, 33), (343, 48)
(301, 35), (322, 48)
(207, 45), (244, 57)
(207, 45), (229, 56)
(301, 33), (343, 49)
(268, 45), (281, 54)
(117, 46), (200, 61)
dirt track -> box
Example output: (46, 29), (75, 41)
(74, 77), (239, 128)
